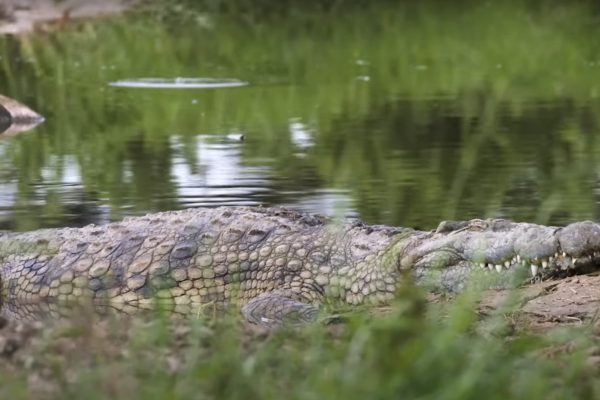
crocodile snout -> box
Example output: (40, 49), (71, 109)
(557, 221), (600, 257)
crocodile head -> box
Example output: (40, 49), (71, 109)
(399, 219), (600, 292)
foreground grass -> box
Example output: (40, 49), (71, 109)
(0, 285), (598, 399)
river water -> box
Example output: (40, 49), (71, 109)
(0, 2), (600, 231)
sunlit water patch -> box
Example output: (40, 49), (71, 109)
(280, 188), (358, 217)
(289, 118), (314, 150)
(170, 135), (272, 207)
(169, 135), (357, 215)
(108, 77), (249, 89)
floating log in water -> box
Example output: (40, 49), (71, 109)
(0, 94), (44, 137)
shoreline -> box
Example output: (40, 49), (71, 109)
(0, 0), (138, 35)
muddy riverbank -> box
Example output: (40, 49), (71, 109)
(0, 0), (137, 34)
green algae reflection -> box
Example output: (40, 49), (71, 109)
(0, 0), (599, 231)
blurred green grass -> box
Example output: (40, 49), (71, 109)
(0, 284), (598, 399)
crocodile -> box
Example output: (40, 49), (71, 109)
(1, 207), (599, 326)
(0, 94), (44, 137)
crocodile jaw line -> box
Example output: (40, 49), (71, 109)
(472, 251), (599, 278)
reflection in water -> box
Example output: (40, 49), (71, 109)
(0, 2), (599, 231)
(0, 182), (17, 210)
(0, 130), (356, 228)
(281, 189), (358, 218)
(170, 134), (355, 215)
(0, 145), (109, 229)
(170, 135), (272, 207)
(0, 93), (597, 229)
(40, 155), (82, 184)
(319, 96), (600, 227)
(109, 77), (249, 89)
(289, 118), (314, 150)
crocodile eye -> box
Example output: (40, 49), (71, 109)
(435, 220), (468, 233)
(247, 229), (268, 243)
(222, 228), (244, 243)
(274, 224), (292, 234)
(170, 243), (196, 260)
(200, 232), (217, 245)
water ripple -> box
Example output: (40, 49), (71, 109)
(108, 77), (249, 89)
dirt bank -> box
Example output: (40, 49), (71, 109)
(0, 0), (138, 34)
(478, 273), (600, 333)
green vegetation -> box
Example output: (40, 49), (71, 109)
(1, 286), (599, 399)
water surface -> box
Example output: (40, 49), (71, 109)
(0, 1), (600, 231)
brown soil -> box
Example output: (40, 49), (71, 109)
(478, 273), (600, 333)
(0, 0), (138, 34)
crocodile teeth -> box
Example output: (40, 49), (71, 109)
(530, 264), (538, 276)
(475, 253), (579, 274)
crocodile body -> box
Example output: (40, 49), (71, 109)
(1, 207), (599, 325)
